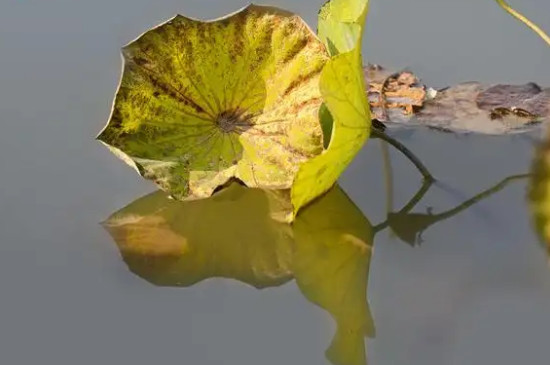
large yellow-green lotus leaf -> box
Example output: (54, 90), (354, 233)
(102, 184), (374, 364)
(529, 128), (550, 263)
(291, 0), (371, 217)
(97, 5), (329, 200)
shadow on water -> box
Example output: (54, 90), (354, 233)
(101, 135), (537, 364)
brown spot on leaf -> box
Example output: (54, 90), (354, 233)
(128, 62), (207, 115)
(281, 36), (308, 64)
(282, 63), (323, 96)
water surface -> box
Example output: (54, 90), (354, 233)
(1, 0), (550, 364)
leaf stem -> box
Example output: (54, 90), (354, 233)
(371, 129), (435, 182)
(380, 140), (394, 214)
(494, 0), (550, 46)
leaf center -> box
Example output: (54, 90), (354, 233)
(216, 110), (253, 134)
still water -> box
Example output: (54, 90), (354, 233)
(1, 0), (550, 364)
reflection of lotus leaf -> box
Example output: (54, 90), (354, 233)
(103, 183), (374, 365)
(529, 130), (550, 260)
(98, 5), (328, 202)
(293, 187), (374, 365)
(103, 183), (294, 288)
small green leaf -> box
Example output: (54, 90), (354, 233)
(291, 0), (371, 217)
(97, 5), (328, 200)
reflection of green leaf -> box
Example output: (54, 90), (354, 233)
(293, 187), (374, 365)
(291, 0), (371, 216)
(529, 132), (550, 260)
(98, 5), (328, 201)
(103, 183), (373, 365)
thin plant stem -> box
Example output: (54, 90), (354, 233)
(380, 140), (394, 214)
(372, 129), (436, 182)
(495, 0), (550, 46)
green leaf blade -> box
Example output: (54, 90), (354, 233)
(291, 0), (371, 217)
(318, 0), (369, 55)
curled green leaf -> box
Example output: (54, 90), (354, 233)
(291, 0), (371, 217)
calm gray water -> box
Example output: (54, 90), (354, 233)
(1, 0), (550, 364)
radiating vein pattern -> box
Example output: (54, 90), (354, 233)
(97, 5), (328, 200)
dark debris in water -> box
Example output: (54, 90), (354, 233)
(364, 64), (550, 135)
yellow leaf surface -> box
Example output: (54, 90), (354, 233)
(98, 5), (328, 200)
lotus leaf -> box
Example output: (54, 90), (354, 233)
(98, 5), (329, 200)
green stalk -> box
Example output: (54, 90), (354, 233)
(495, 0), (550, 46)
(372, 129), (435, 182)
